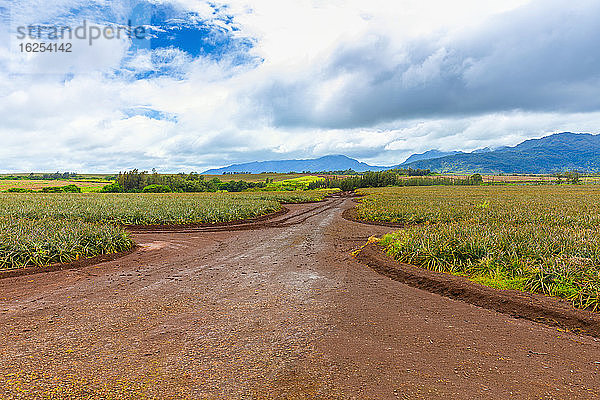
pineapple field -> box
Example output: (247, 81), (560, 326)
(356, 186), (600, 310)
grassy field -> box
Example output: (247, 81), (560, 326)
(4, 173), (596, 193)
(0, 174), (325, 192)
(0, 190), (331, 225)
(0, 190), (332, 270)
(261, 176), (322, 190)
(0, 179), (111, 192)
(356, 186), (600, 310)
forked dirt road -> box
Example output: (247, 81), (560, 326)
(2, 196), (600, 399)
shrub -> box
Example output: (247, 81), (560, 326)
(142, 184), (172, 193)
(6, 188), (35, 193)
(100, 182), (124, 193)
(470, 174), (484, 184)
(41, 185), (81, 193)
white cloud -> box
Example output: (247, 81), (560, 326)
(2, 0), (600, 172)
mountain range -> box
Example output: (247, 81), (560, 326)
(202, 155), (388, 174)
(402, 132), (600, 173)
(400, 150), (464, 164)
(202, 132), (600, 174)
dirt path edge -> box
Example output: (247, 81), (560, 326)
(0, 207), (292, 279)
(356, 243), (600, 338)
(0, 197), (334, 279)
(125, 207), (290, 232)
(0, 246), (139, 280)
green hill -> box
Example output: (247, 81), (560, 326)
(401, 132), (600, 173)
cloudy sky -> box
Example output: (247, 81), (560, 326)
(1, 0), (600, 172)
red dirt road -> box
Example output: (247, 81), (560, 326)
(2, 197), (600, 399)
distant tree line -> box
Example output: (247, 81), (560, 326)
(101, 170), (267, 193)
(387, 168), (432, 176)
(0, 172), (79, 180)
(41, 185), (81, 193)
(7, 185), (82, 193)
(556, 171), (581, 184)
(218, 168), (431, 176)
(307, 171), (483, 191)
(305, 169), (361, 175)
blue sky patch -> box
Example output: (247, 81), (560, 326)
(127, 2), (254, 61)
(123, 107), (177, 122)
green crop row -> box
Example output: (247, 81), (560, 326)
(0, 217), (133, 270)
(0, 190), (333, 270)
(357, 186), (600, 311)
(0, 190), (332, 226)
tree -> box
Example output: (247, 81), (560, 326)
(470, 174), (483, 185)
(564, 171), (580, 184)
(142, 184), (172, 193)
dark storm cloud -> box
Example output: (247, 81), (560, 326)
(258, 0), (600, 129)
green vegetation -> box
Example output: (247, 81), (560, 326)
(142, 184), (172, 193)
(0, 217), (132, 270)
(41, 184), (82, 193)
(0, 172), (80, 181)
(557, 171), (581, 184)
(1, 171), (325, 194)
(6, 188), (35, 193)
(0, 168), (335, 271)
(302, 167), (431, 176)
(357, 186), (600, 310)
(262, 176), (322, 191)
(0, 179), (111, 193)
(100, 170), (326, 193)
(0, 190), (332, 270)
(401, 132), (600, 174)
(0, 172), (113, 193)
(107, 169), (270, 193)
(308, 171), (483, 191)
(0, 191), (331, 226)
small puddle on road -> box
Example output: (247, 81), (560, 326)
(139, 241), (170, 251)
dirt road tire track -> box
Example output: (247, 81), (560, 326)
(0, 198), (339, 279)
